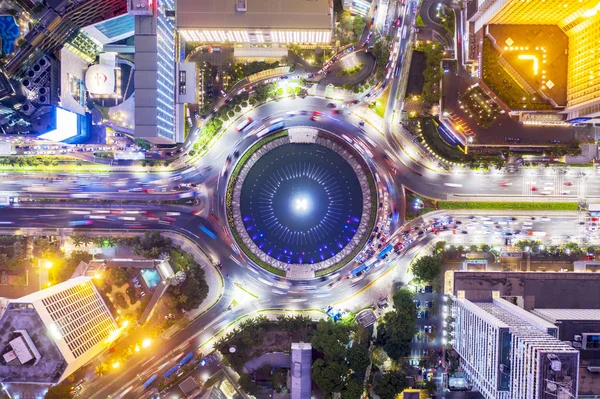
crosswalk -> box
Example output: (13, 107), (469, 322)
(521, 173), (576, 198)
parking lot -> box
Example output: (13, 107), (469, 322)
(409, 285), (445, 385)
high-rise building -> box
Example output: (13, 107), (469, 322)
(466, 0), (600, 122)
(5, 0), (127, 78)
(130, 0), (178, 143)
(0, 276), (117, 384)
(290, 342), (312, 399)
(452, 290), (579, 399)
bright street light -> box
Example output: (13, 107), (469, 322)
(141, 339), (151, 348)
(44, 261), (53, 269)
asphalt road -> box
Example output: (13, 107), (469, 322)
(0, 4), (595, 397)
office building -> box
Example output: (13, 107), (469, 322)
(291, 342), (312, 399)
(5, 0), (127, 78)
(452, 290), (579, 399)
(176, 0), (333, 45)
(130, 0), (178, 143)
(0, 277), (117, 384)
(531, 309), (600, 357)
(466, 0), (600, 123)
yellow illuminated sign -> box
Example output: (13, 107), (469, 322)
(517, 55), (539, 75)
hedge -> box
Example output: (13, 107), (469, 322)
(438, 201), (578, 211)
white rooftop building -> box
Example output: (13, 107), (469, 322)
(452, 291), (580, 399)
(0, 276), (117, 383)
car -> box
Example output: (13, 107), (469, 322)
(414, 300), (421, 308)
(234, 150), (240, 158)
(327, 103), (336, 108)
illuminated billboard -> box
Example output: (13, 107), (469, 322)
(39, 107), (91, 142)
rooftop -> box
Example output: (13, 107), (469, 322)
(291, 342), (311, 399)
(531, 308), (600, 322)
(451, 271), (600, 310)
(176, 0), (332, 30)
(0, 303), (67, 383)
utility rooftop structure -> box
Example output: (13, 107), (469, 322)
(176, 0), (333, 44)
(0, 276), (117, 383)
(452, 291), (579, 399)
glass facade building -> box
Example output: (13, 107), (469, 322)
(156, 0), (176, 142)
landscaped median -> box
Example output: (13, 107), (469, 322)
(437, 201), (579, 211)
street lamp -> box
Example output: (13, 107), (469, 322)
(141, 339), (151, 349)
(44, 261), (53, 269)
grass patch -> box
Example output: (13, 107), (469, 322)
(481, 38), (552, 111)
(374, 86), (390, 118)
(419, 118), (465, 163)
(406, 190), (436, 221)
(416, 14), (426, 27)
(438, 201), (578, 211)
(338, 62), (364, 78)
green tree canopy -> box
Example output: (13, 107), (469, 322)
(374, 372), (408, 399)
(377, 288), (417, 360)
(341, 378), (363, 399)
(45, 384), (73, 399)
(238, 373), (259, 395)
(347, 344), (370, 374)
(311, 359), (349, 393)
(311, 320), (352, 361)
(411, 255), (441, 283)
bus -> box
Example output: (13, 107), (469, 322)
(142, 374), (158, 389)
(443, 183), (463, 188)
(69, 220), (93, 226)
(351, 263), (369, 277)
(236, 117), (253, 132)
(377, 244), (394, 259)
(199, 225), (217, 239)
(163, 364), (179, 379)
(178, 352), (194, 367)
(257, 121), (285, 138)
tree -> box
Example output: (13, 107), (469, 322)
(112, 267), (129, 286)
(312, 359), (349, 393)
(377, 288), (417, 360)
(45, 384), (73, 399)
(374, 372), (408, 399)
(341, 378), (363, 399)
(135, 138), (152, 151)
(424, 378), (437, 395)
(72, 235), (84, 247)
(238, 373), (259, 395)
(411, 255), (441, 283)
(311, 320), (351, 361)
(95, 363), (108, 377)
(347, 344), (370, 374)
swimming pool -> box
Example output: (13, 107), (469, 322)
(140, 269), (160, 288)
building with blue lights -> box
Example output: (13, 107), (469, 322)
(130, 0), (178, 143)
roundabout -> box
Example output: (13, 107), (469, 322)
(226, 128), (377, 277)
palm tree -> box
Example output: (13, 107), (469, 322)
(72, 235), (84, 247)
(95, 363), (107, 377)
